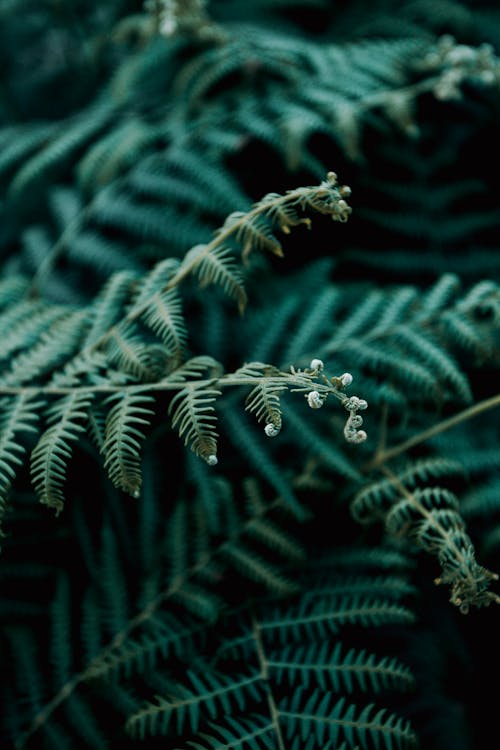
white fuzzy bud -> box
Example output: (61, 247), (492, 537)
(310, 358), (324, 372)
(307, 390), (324, 409)
(159, 17), (177, 36)
(264, 423), (280, 437)
(348, 414), (363, 428)
(351, 429), (367, 444)
(206, 454), (218, 466)
(344, 396), (368, 411)
(340, 372), (353, 387)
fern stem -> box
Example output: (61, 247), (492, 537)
(0, 371), (346, 400)
(26, 206), (92, 300)
(365, 393), (500, 471)
(251, 614), (287, 750)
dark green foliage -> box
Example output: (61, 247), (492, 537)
(2, 1), (500, 749)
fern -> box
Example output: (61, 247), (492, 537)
(30, 393), (94, 514)
(101, 393), (156, 497)
(3, 4), (500, 750)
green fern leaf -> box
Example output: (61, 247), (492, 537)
(8, 102), (113, 198)
(168, 381), (220, 464)
(30, 392), (94, 514)
(0, 394), (42, 537)
(240, 362), (287, 432)
(1, 311), (89, 387)
(280, 689), (417, 749)
(101, 392), (155, 497)
(270, 642), (415, 694)
(126, 670), (261, 738)
(182, 244), (247, 313)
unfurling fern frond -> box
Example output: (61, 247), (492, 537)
(30, 393), (94, 514)
(352, 467), (500, 612)
(101, 393), (155, 497)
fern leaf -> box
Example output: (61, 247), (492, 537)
(106, 326), (173, 381)
(182, 244), (247, 313)
(0, 394), (42, 537)
(183, 715), (275, 750)
(240, 362), (287, 431)
(220, 402), (307, 520)
(30, 392), (93, 514)
(86, 614), (204, 681)
(280, 689), (417, 749)
(168, 381), (220, 464)
(1, 311), (89, 387)
(0, 303), (65, 366)
(141, 289), (187, 363)
(101, 392), (155, 497)
(221, 542), (298, 596)
(260, 595), (415, 644)
(84, 270), (138, 347)
(270, 642), (415, 693)
(8, 102), (113, 198)
(126, 670), (261, 738)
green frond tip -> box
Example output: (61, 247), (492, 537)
(175, 172), (352, 313)
(353, 470), (500, 612)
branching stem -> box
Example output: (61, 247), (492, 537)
(365, 393), (500, 472)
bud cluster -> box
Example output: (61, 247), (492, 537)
(418, 35), (500, 101)
(343, 394), (368, 444)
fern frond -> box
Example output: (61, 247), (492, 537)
(8, 102), (113, 199)
(280, 689), (417, 749)
(83, 270), (138, 347)
(220, 402), (307, 520)
(183, 244), (248, 313)
(0, 303), (65, 366)
(240, 362), (287, 432)
(126, 670), (261, 738)
(353, 468), (500, 611)
(101, 392), (155, 497)
(98, 523), (129, 634)
(0, 394), (42, 537)
(30, 392), (93, 514)
(182, 714), (275, 750)
(221, 543), (298, 596)
(85, 612), (205, 681)
(168, 381), (220, 464)
(270, 642), (415, 694)
(106, 326), (173, 382)
(1, 311), (89, 387)
(259, 595), (415, 644)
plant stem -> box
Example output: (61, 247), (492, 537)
(365, 393), (500, 472)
